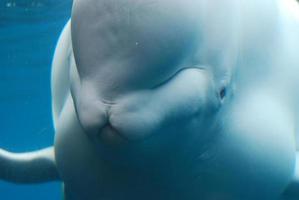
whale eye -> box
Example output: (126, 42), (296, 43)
(219, 87), (227, 100)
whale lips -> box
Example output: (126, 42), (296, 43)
(73, 92), (141, 145)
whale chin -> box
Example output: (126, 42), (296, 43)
(98, 124), (131, 145)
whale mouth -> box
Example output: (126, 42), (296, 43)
(73, 67), (221, 147)
(98, 124), (130, 146)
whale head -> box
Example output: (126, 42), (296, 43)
(69, 0), (242, 147)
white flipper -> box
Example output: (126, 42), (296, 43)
(0, 21), (70, 184)
(0, 147), (60, 183)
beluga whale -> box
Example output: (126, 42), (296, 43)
(1, 0), (299, 199)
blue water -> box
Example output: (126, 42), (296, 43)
(0, 0), (72, 199)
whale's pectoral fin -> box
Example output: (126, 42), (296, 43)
(282, 152), (299, 199)
(0, 146), (60, 183)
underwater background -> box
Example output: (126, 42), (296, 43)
(0, 0), (72, 199)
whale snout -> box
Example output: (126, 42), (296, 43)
(73, 68), (221, 145)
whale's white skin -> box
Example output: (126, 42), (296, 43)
(1, 0), (299, 199)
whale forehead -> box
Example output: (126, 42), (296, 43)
(71, 0), (241, 100)
(71, 0), (202, 73)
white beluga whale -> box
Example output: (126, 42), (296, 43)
(1, 0), (299, 199)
